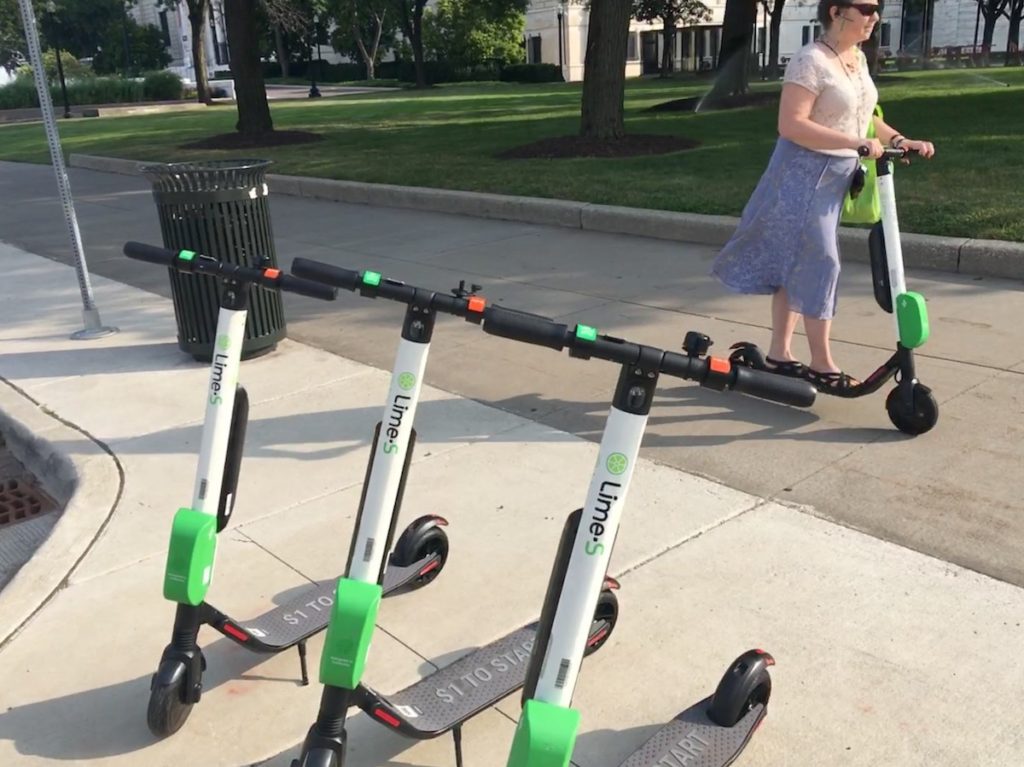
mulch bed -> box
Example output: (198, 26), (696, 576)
(647, 91), (780, 113)
(180, 130), (325, 150)
(497, 133), (700, 160)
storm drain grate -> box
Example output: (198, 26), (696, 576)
(0, 477), (58, 529)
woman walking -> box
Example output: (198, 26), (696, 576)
(711, 0), (935, 394)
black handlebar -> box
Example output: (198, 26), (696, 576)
(123, 242), (337, 301)
(858, 145), (920, 161)
(290, 256), (486, 321)
(481, 306), (816, 408)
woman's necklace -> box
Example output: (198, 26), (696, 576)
(817, 36), (866, 142)
(818, 37), (859, 74)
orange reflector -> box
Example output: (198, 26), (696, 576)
(467, 296), (486, 313)
(709, 356), (731, 374)
(264, 268), (281, 279)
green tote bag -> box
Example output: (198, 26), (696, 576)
(841, 104), (885, 225)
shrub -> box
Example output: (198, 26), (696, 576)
(142, 70), (184, 101)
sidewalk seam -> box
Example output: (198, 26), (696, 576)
(0, 376), (125, 651)
(613, 498), (770, 580)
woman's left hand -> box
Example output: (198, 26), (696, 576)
(902, 139), (936, 158)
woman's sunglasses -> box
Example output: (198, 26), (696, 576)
(842, 3), (882, 16)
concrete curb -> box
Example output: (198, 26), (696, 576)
(68, 152), (1024, 282)
(0, 380), (122, 647)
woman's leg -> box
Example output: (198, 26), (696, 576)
(804, 316), (860, 386)
(804, 316), (838, 372)
(768, 287), (801, 362)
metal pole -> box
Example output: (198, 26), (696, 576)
(16, 0), (118, 340)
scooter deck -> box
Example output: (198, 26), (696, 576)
(365, 623), (539, 736)
(617, 699), (766, 767)
(208, 552), (438, 651)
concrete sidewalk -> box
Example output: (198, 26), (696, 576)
(1, 242), (1023, 767)
(1, 161), (1022, 591)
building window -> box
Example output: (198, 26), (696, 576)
(626, 31), (639, 61)
(527, 34), (542, 64)
(159, 10), (172, 48)
(880, 22), (892, 47)
(801, 23), (822, 46)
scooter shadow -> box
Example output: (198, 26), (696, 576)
(253, 713), (454, 767)
(571, 721), (683, 766)
(0, 631), (299, 761)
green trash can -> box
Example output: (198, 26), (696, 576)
(142, 159), (286, 362)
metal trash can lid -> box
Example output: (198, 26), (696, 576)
(140, 159), (274, 193)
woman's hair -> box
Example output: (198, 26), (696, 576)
(817, 0), (848, 28)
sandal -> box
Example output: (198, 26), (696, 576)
(763, 356), (807, 379)
(803, 368), (862, 398)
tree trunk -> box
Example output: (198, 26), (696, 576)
(1007, 0), (1023, 64)
(580, 0), (632, 140)
(660, 14), (676, 77)
(981, 0), (1009, 65)
(411, 1), (426, 88)
(224, 0), (274, 137)
(354, 24), (375, 80)
(862, 22), (881, 74)
(274, 24), (290, 79)
(768, 0), (784, 79)
(713, 0), (758, 97)
(187, 0), (211, 105)
(397, 0), (428, 88)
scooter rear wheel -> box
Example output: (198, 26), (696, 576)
(146, 674), (193, 737)
(392, 516), (449, 588)
(886, 383), (938, 436)
(707, 650), (773, 728)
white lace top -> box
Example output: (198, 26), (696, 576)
(783, 41), (878, 158)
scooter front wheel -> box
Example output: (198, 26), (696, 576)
(146, 672), (194, 737)
(886, 383), (938, 436)
(584, 588), (619, 656)
(292, 749), (338, 767)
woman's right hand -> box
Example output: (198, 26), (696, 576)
(856, 138), (885, 158)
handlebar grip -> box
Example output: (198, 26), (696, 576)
(857, 145), (920, 160)
(277, 273), (338, 301)
(124, 241), (184, 266)
(290, 257), (362, 292)
(482, 306), (569, 351)
(730, 366), (817, 408)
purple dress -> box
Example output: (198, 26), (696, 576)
(710, 137), (858, 320)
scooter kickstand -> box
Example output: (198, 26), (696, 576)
(298, 639), (309, 686)
(452, 723), (464, 767)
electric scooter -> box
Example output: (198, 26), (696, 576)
(728, 146), (937, 436)
(287, 258), (622, 767)
(123, 243), (452, 738)
(470, 309), (815, 767)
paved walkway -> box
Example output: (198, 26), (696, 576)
(1, 240), (1022, 766)
(1, 161), (1022, 587)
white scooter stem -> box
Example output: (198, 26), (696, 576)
(532, 405), (648, 707)
(347, 337), (430, 584)
(876, 168), (906, 342)
(192, 306), (247, 515)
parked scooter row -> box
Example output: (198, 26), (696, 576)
(123, 238), (815, 767)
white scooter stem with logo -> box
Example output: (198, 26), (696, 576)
(347, 337), (429, 584)
(532, 406), (646, 707)
(191, 307), (247, 516)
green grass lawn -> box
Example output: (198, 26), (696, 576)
(2, 68), (1021, 241)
